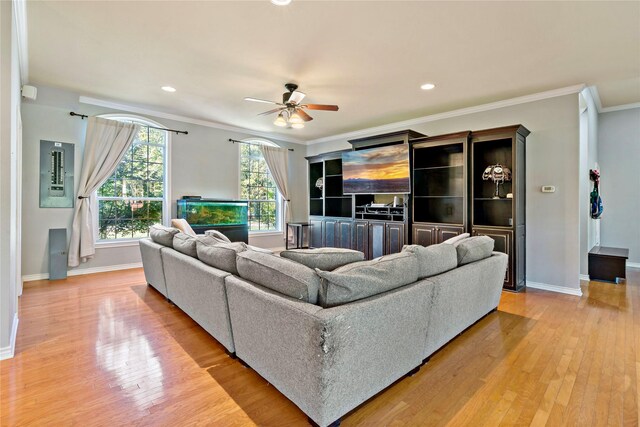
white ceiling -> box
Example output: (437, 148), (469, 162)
(26, 1), (640, 141)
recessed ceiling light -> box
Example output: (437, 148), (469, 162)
(161, 86), (176, 93)
(420, 83), (436, 90)
(271, 0), (291, 5)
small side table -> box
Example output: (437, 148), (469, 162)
(588, 246), (629, 283)
(286, 222), (310, 250)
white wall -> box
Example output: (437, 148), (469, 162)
(21, 86), (308, 278)
(598, 107), (640, 264)
(307, 94), (582, 292)
(578, 90), (600, 276)
(0, 0), (22, 357)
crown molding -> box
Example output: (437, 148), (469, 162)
(600, 102), (640, 113)
(13, 0), (28, 84)
(306, 84), (586, 145)
(78, 96), (306, 145)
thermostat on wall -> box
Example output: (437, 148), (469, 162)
(541, 185), (556, 193)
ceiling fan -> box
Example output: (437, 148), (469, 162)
(244, 83), (339, 129)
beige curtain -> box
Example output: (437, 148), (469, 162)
(260, 145), (292, 223)
(68, 117), (139, 267)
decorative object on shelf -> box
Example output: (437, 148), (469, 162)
(482, 164), (512, 199)
(315, 177), (324, 191)
(590, 168), (603, 219)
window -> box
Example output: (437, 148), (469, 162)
(239, 140), (280, 232)
(96, 117), (169, 241)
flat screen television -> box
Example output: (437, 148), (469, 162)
(342, 144), (411, 194)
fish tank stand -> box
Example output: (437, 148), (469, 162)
(176, 198), (249, 243)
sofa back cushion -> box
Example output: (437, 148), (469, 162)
(204, 229), (232, 243)
(172, 232), (198, 257)
(280, 248), (365, 271)
(442, 233), (470, 245)
(402, 243), (457, 279)
(150, 224), (179, 247)
(455, 236), (495, 265)
(315, 252), (419, 308)
(196, 236), (247, 275)
(236, 251), (320, 304)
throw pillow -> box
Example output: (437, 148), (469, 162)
(196, 237), (247, 275)
(442, 233), (470, 245)
(315, 252), (419, 308)
(402, 243), (457, 279)
(149, 224), (179, 247)
(204, 229), (232, 243)
(172, 232), (198, 257)
(171, 218), (197, 236)
(455, 236), (495, 265)
(280, 248), (365, 271)
(236, 251), (320, 304)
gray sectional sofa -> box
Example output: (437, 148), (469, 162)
(139, 226), (508, 427)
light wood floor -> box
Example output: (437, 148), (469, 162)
(2, 268), (639, 426)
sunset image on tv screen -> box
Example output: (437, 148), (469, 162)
(342, 144), (411, 194)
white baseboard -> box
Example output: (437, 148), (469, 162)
(627, 261), (640, 269)
(526, 281), (583, 297)
(22, 262), (143, 283)
(579, 274), (590, 281)
(0, 313), (19, 360)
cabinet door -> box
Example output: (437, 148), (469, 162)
(436, 225), (466, 244)
(353, 220), (369, 259)
(368, 221), (386, 259)
(324, 219), (338, 248)
(386, 223), (405, 255)
(413, 224), (436, 246)
(337, 220), (353, 249)
(309, 219), (324, 248)
(473, 228), (514, 290)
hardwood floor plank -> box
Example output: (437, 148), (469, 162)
(2, 268), (639, 426)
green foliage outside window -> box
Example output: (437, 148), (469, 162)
(97, 124), (166, 240)
(240, 143), (279, 231)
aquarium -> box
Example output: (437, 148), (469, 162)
(176, 199), (248, 227)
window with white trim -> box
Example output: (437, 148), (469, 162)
(96, 117), (169, 241)
(239, 140), (281, 232)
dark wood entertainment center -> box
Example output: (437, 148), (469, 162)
(306, 125), (529, 292)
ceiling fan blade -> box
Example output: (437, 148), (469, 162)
(288, 91), (306, 105)
(302, 104), (339, 111)
(296, 109), (313, 122)
(258, 107), (285, 116)
(244, 97), (282, 105)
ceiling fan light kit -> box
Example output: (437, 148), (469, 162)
(245, 83), (339, 130)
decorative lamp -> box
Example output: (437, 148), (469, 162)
(273, 112), (287, 127)
(288, 111), (304, 125)
(482, 164), (512, 199)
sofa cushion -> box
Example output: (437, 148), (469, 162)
(315, 252), (419, 308)
(196, 236), (247, 275)
(172, 232), (198, 257)
(442, 233), (470, 245)
(149, 224), (179, 247)
(236, 251), (320, 304)
(455, 236), (495, 265)
(280, 248), (365, 271)
(402, 243), (458, 279)
(204, 229), (232, 243)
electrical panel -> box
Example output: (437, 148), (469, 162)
(40, 140), (75, 208)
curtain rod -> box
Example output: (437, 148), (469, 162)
(70, 112), (189, 135)
(229, 138), (294, 151)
